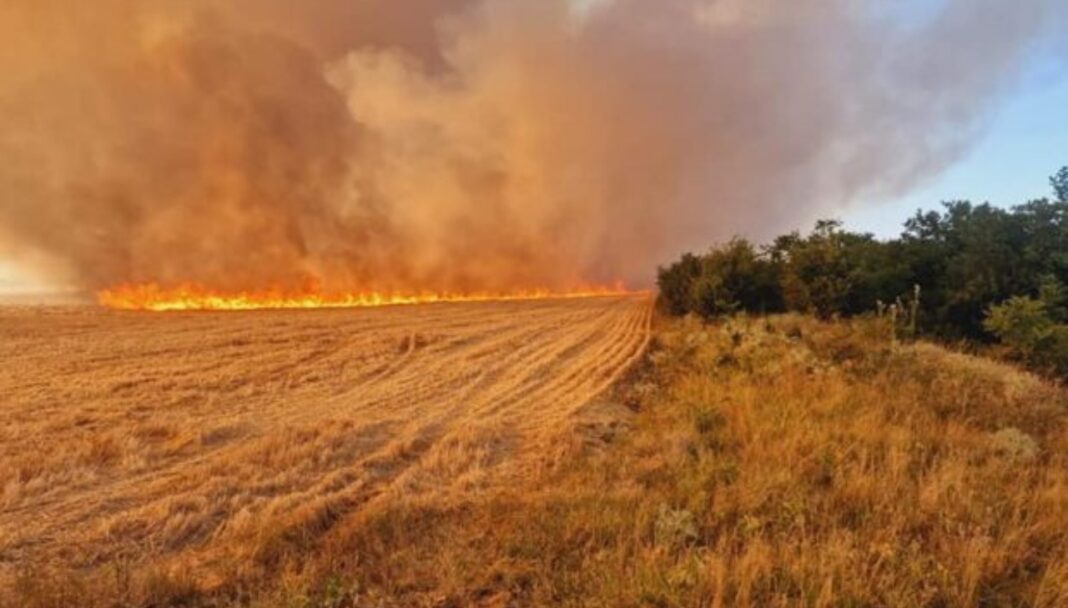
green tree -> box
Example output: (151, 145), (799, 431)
(1052, 166), (1068, 203)
(1013, 199), (1068, 289)
(657, 253), (702, 316)
(690, 238), (782, 318)
(1038, 275), (1068, 323)
(655, 166), (1068, 377)
(773, 220), (855, 319)
(902, 201), (1033, 337)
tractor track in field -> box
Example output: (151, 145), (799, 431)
(0, 295), (652, 581)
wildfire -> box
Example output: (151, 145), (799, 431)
(97, 282), (636, 312)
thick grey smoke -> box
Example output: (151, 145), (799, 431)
(0, 0), (1065, 293)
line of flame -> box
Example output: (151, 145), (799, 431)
(97, 282), (639, 312)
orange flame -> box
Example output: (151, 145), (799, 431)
(97, 282), (637, 312)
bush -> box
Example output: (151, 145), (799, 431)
(657, 240), (782, 320)
(1041, 326), (1068, 375)
(691, 239), (781, 318)
(657, 253), (702, 316)
(985, 295), (1068, 374)
(984, 297), (1054, 352)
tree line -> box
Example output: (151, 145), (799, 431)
(658, 167), (1068, 375)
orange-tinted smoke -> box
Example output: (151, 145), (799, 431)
(0, 0), (1065, 294)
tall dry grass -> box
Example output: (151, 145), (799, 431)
(248, 314), (1067, 607)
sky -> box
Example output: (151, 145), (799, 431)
(841, 61), (1068, 238)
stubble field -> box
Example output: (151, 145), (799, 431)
(0, 295), (652, 595)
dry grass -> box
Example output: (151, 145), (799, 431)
(0, 296), (652, 606)
(3, 307), (1066, 607)
(249, 314), (1064, 607)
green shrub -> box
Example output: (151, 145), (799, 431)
(657, 240), (782, 320)
(985, 295), (1068, 374)
(1041, 325), (1068, 375)
(657, 253), (702, 316)
(691, 239), (782, 319)
(984, 296), (1054, 352)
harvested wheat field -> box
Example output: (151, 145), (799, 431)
(0, 295), (652, 595)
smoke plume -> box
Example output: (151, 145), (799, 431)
(0, 0), (1065, 292)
